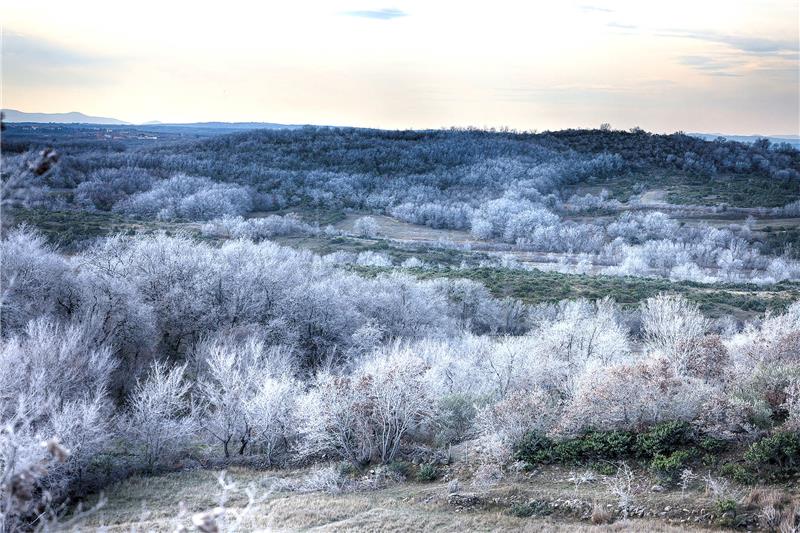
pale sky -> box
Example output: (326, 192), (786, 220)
(2, 0), (799, 134)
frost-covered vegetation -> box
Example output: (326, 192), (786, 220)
(2, 225), (800, 529)
(4, 125), (800, 283)
(1, 125), (799, 530)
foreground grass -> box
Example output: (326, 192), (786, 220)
(78, 466), (718, 532)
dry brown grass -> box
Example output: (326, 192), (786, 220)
(742, 487), (800, 532)
(75, 465), (728, 532)
(591, 501), (615, 525)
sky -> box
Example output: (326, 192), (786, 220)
(2, 0), (799, 134)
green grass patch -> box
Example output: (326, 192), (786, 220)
(375, 265), (800, 318)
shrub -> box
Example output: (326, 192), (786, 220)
(434, 394), (477, 445)
(353, 216), (379, 238)
(514, 431), (554, 464)
(743, 432), (800, 480)
(388, 460), (412, 479)
(582, 430), (637, 459)
(113, 174), (252, 221)
(509, 500), (553, 518)
(635, 421), (695, 457)
(298, 465), (347, 493)
(717, 498), (738, 514)
(563, 358), (712, 433)
(721, 463), (756, 485)
(516, 430), (636, 465)
(699, 436), (727, 454)
(649, 450), (694, 483)
(125, 362), (197, 470)
(416, 463), (438, 482)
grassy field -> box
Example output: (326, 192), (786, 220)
(77, 464), (732, 532)
(584, 171), (800, 208)
(351, 265), (800, 319)
(6, 209), (206, 249)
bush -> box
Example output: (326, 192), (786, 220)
(516, 430), (635, 465)
(583, 430), (637, 459)
(699, 436), (727, 454)
(516, 422), (705, 468)
(717, 498), (738, 514)
(635, 421), (695, 457)
(509, 500), (553, 518)
(514, 431), (554, 464)
(593, 462), (617, 476)
(434, 394), (477, 445)
(113, 174), (253, 221)
(649, 450), (693, 483)
(743, 432), (800, 480)
(721, 463), (756, 485)
(388, 460), (412, 479)
(416, 463), (438, 482)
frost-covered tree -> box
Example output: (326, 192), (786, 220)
(560, 357), (713, 433)
(124, 362), (196, 469)
(353, 216), (379, 238)
(641, 294), (709, 373)
(195, 335), (296, 458)
(297, 347), (431, 468)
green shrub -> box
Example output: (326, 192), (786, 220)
(549, 438), (589, 464)
(720, 463), (756, 485)
(337, 461), (359, 478)
(517, 430), (637, 465)
(743, 432), (800, 480)
(514, 431), (554, 464)
(716, 497), (738, 528)
(416, 463), (438, 482)
(509, 500), (553, 518)
(699, 436), (727, 454)
(586, 430), (637, 458)
(593, 462), (617, 476)
(717, 498), (737, 514)
(387, 460), (412, 479)
(650, 450), (693, 483)
(635, 421), (695, 457)
(434, 394), (478, 446)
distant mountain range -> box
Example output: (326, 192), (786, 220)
(2, 109), (297, 130)
(2, 109), (130, 125)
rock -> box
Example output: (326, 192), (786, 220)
(448, 493), (481, 508)
(448, 479), (460, 495)
(651, 484), (666, 492)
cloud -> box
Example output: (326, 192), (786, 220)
(4, 31), (108, 66)
(677, 55), (743, 77)
(579, 5), (614, 13)
(607, 21), (637, 31)
(3, 31), (121, 87)
(658, 28), (797, 55)
(341, 8), (407, 20)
